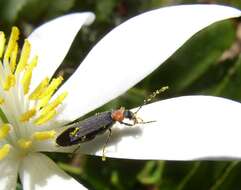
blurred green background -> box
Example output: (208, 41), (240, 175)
(1, 0), (241, 189)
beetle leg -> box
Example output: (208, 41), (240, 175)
(102, 128), (112, 161)
(120, 121), (134, 126)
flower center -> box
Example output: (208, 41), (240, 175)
(0, 27), (67, 160)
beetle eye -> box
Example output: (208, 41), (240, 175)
(124, 110), (133, 119)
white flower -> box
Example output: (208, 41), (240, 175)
(0, 12), (94, 190)
(0, 4), (240, 190)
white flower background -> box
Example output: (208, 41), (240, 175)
(0, 3), (241, 190)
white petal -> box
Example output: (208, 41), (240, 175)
(28, 12), (95, 91)
(56, 5), (241, 122)
(19, 153), (87, 190)
(77, 96), (241, 160)
(0, 156), (19, 190)
(34, 138), (77, 153)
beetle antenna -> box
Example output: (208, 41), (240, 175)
(134, 86), (169, 114)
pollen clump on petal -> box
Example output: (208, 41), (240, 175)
(0, 123), (11, 139)
(0, 144), (10, 160)
(20, 108), (37, 122)
(33, 130), (56, 140)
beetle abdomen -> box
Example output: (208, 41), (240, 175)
(56, 111), (114, 146)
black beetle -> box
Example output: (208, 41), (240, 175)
(56, 86), (168, 160)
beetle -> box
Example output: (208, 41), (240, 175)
(56, 86), (168, 160)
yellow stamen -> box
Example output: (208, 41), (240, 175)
(0, 97), (4, 105)
(21, 69), (32, 95)
(3, 74), (16, 90)
(29, 77), (49, 100)
(26, 55), (38, 70)
(33, 130), (56, 140)
(36, 76), (64, 109)
(15, 39), (31, 74)
(37, 94), (51, 109)
(0, 32), (6, 59)
(4, 27), (19, 62)
(9, 43), (18, 73)
(0, 144), (10, 160)
(41, 92), (68, 115)
(21, 56), (38, 94)
(17, 139), (32, 149)
(34, 109), (57, 125)
(38, 76), (63, 98)
(0, 124), (10, 139)
(20, 108), (36, 122)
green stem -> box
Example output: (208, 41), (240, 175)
(177, 162), (201, 190)
(209, 161), (239, 190)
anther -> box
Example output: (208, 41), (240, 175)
(21, 56), (38, 94)
(34, 109), (57, 125)
(4, 27), (19, 62)
(0, 32), (6, 59)
(15, 39), (31, 74)
(0, 144), (10, 160)
(41, 91), (68, 115)
(29, 77), (49, 100)
(20, 108), (36, 122)
(17, 139), (32, 149)
(0, 97), (4, 105)
(3, 74), (16, 91)
(0, 123), (11, 139)
(33, 130), (56, 140)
